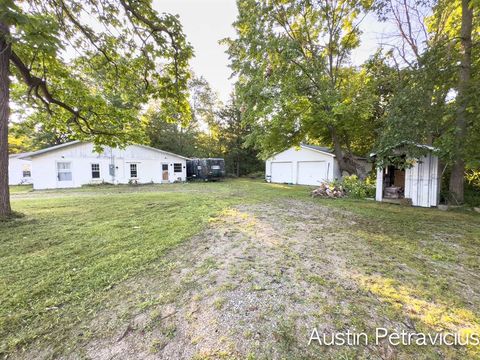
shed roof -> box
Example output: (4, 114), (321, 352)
(370, 142), (439, 158)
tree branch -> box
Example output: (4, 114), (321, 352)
(9, 50), (115, 136)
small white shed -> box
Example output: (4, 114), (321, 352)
(21, 141), (188, 190)
(374, 145), (441, 208)
(265, 144), (341, 186)
(8, 153), (33, 185)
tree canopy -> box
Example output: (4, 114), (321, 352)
(1, 0), (193, 216)
(225, 0), (478, 201)
(3, 0), (193, 147)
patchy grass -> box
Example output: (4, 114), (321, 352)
(1, 179), (480, 359)
(9, 184), (33, 194)
(0, 180), (309, 356)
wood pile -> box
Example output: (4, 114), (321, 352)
(311, 183), (345, 198)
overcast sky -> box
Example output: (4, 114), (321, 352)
(155, 1), (391, 103)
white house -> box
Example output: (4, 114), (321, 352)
(8, 153), (33, 185)
(266, 144), (342, 186)
(21, 141), (188, 190)
(373, 145), (441, 208)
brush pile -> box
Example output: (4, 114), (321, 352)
(311, 182), (345, 198)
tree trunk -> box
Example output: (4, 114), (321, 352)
(236, 154), (240, 177)
(449, 0), (473, 204)
(328, 125), (365, 179)
(0, 21), (12, 218)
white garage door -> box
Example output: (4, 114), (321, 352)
(271, 162), (293, 183)
(297, 161), (328, 186)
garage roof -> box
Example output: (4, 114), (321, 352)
(300, 144), (334, 156)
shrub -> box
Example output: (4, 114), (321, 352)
(340, 175), (376, 199)
(465, 183), (480, 207)
(245, 171), (265, 179)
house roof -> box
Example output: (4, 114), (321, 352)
(134, 144), (190, 160)
(9, 152), (33, 159)
(19, 141), (82, 159)
(20, 141), (190, 160)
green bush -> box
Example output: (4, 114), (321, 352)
(340, 175), (376, 199)
(465, 169), (480, 206)
(245, 171), (265, 179)
(465, 183), (480, 207)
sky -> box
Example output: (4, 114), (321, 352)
(155, 1), (392, 104)
(156, 0), (239, 103)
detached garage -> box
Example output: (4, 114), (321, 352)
(266, 144), (341, 186)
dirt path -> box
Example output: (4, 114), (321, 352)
(71, 201), (359, 359)
(52, 199), (474, 359)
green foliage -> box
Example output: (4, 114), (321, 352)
(465, 184), (480, 207)
(5, 0), (193, 149)
(146, 85), (263, 176)
(146, 75), (221, 158)
(216, 96), (264, 176)
(9, 120), (69, 152)
(464, 168), (480, 206)
(224, 0), (380, 162)
(245, 171), (265, 179)
(339, 175), (376, 199)
(373, 0), (479, 170)
(466, 168), (480, 188)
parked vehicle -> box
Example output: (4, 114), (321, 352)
(187, 158), (226, 181)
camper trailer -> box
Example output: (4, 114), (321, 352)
(187, 158), (225, 181)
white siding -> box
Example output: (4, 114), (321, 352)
(375, 167), (383, 202)
(405, 154), (440, 207)
(266, 146), (338, 186)
(376, 153), (440, 208)
(30, 142), (187, 190)
(8, 157), (32, 185)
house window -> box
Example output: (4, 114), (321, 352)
(57, 162), (72, 181)
(174, 163), (182, 173)
(22, 164), (31, 178)
(91, 163), (100, 179)
(130, 163), (138, 178)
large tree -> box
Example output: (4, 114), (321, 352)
(145, 74), (222, 158)
(0, 0), (192, 217)
(449, 0), (475, 203)
(375, 0), (478, 203)
(217, 95), (263, 176)
(225, 0), (378, 177)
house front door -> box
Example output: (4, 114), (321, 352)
(162, 164), (169, 182)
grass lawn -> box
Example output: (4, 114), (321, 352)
(1, 179), (480, 359)
(8, 184), (33, 194)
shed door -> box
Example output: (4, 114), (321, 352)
(271, 162), (293, 184)
(297, 161), (328, 186)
